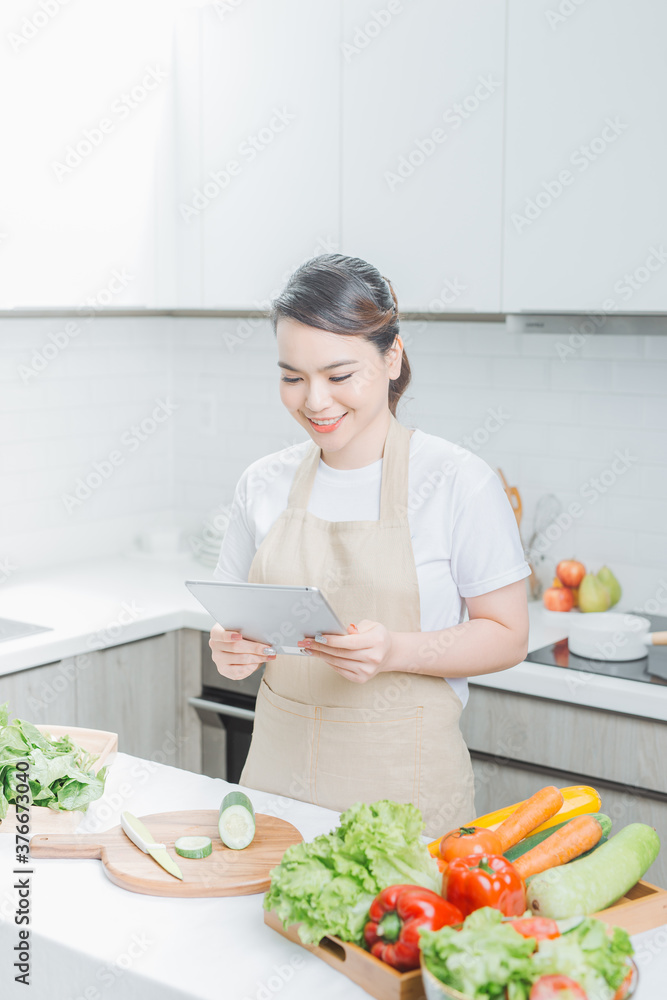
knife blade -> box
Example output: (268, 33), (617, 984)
(121, 811), (183, 880)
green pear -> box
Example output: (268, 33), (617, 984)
(578, 573), (611, 613)
(597, 566), (622, 607)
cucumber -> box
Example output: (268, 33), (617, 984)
(218, 790), (256, 850)
(505, 813), (612, 863)
(527, 823), (660, 918)
(175, 836), (212, 859)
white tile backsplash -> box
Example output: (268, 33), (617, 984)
(2, 316), (666, 611)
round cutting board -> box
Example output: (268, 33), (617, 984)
(30, 809), (303, 897)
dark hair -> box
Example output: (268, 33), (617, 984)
(270, 253), (411, 418)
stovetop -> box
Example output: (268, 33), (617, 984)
(525, 613), (667, 686)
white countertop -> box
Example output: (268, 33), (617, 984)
(0, 753), (665, 1000)
(1, 552), (667, 720)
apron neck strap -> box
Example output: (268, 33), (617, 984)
(286, 412), (410, 520)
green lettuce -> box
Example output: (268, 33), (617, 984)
(264, 799), (442, 946)
(420, 908), (635, 1000)
(420, 908), (535, 1000)
(0, 702), (107, 820)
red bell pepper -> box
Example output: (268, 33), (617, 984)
(363, 884), (463, 971)
(444, 854), (526, 917)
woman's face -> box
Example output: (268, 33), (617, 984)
(276, 318), (402, 455)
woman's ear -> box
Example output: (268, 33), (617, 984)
(387, 335), (403, 378)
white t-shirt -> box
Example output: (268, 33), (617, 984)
(214, 427), (531, 708)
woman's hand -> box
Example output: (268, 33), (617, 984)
(209, 625), (276, 680)
(298, 620), (394, 683)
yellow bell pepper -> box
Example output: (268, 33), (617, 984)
(428, 785), (601, 856)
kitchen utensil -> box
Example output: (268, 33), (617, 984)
(497, 468), (522, 528)
(121, 810), (183, 880)
(568, 612), (667, 662)
(30, 809), (303, 897)
(265, 881), (662, 1000)
(0, 725), (118, 836)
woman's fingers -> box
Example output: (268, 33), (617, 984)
(210, 626), (276, 658)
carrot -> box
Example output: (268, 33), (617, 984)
(512, 815), (603, 880)
(494, 786), (564, 852)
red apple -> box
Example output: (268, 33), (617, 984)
(556, 559), (586, 589)
(543, 586), (574, 612)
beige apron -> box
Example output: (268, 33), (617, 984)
(239, 412), (475, 837)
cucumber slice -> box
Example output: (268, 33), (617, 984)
(174, 836), (212, 859)
(219, 791), (256, 850)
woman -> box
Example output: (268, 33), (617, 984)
(211, 253), (530, 838)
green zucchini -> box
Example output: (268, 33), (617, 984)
(218, 790), (256, 850)
(504, 813), (612, 863)
(175, 836), (212, 859)
(527, 823), (660, 918)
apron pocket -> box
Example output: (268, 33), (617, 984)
(311, 701), (424, 812)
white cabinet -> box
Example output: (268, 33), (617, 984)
(340, 0), (506, 313)
(503, 0), (667, 313)
(0, 0), (176, 309)
(177, 2), (340, 310)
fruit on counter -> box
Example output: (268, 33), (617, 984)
(512, 814), (603, 880)
(529, 974), (587, 999)
(556, 560), (586, 589)
(218, 790), (256, 849)
(505, 813), (612, 865)
(543, 586), (575, 612)
(363, 885), (463, 971)
(527, 823), (661, 918)
(0, 702), (108, 818)
(552, 576), (580, 607)
(419, 906), (635, 1000)
(494, 786), (565, 853)
(578, 572), (612, 612)
(438, 824), (503, 863)
(597, 565), (622, 607)
(428, 786), (602, 858)
(444, 853), (526, 917)
(264, 800), (442, 946)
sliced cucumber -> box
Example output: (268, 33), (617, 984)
(219, 790), (256, 850)
(174, 836), (213, 859)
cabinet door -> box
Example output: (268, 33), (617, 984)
(503, 0), (667, 312)
(76, 633), (178, 762)
(178, 2), (340, 309)
(0, 0), (175, 308)
(341, 0), (506, 312)
(0, 660), (77, 726)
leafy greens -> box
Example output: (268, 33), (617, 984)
(264, 799), (442, 946)
(0, 703), (108, 819)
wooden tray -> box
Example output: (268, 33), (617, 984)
(0, 725), (118, 836)
(264, 879), (667, 1000)
(30, 809), (303, 897)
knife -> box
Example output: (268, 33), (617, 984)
(120, 811), (183, 880)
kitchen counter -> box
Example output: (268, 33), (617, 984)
(2, 552), (667, 721)
(1, 752), (666, 1000)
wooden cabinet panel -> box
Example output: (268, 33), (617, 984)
(174, 627), (203, 774)
(0, 660), (77, 727)
(462, 686), (667, 794)
(76, 632), (178, 762)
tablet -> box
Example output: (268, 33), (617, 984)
(184, 580), (348, 655)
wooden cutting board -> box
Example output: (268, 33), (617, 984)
(30, 809), (303, 897)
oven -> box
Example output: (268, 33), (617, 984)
(189, 632), (264, 783)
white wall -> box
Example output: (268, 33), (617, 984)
(1, 318), (666, 609)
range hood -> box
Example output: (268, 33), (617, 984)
(506, 313), (667, 335)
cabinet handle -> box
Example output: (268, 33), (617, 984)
(187, 696), (255, 721)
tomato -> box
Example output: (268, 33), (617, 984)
(543, 586), (574, 612)
(508, 918), (560, 942)
(439, 826), (503, 862)
(556, 560), (586, 589)
(530, 975), (587, 1000)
